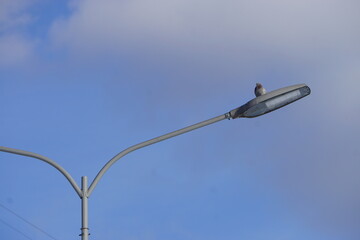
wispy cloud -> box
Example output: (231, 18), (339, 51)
(49, 0), (360, 104)
(49, 0), (360, 122)
(51, 0), (360, 60)
(0, 34), (34, 66)
(0, 0), (35, 32)
(0, 0), (38, 66)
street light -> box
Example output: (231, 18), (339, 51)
(230, 84), (311, 118)
(0, 83), (310, 240)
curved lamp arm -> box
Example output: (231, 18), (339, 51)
(0, 146), (82, 197)
(87, 113), (230, 196)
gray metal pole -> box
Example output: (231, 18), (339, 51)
(80, 176), (89, 240)
(87, 113), (230, 196)
(0, 146), (82, 197)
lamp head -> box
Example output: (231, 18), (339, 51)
(230, 84), (311, 119)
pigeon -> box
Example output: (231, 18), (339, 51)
(254, 83), (266, 97)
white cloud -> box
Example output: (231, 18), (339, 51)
(51, 0), (360, 61)
(0, 0), (38, 66)
(50, 0), (360, 124)
(0, 34), (34, 66)
(50, 0), (360, 105)
(0, 0), (36, 32)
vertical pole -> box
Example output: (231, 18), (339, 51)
(80, 176), (89, 240)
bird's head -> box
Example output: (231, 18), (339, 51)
(256, 83), (263, 88)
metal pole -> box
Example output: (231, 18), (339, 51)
(80, 176), (89, 240)
(88, 113), (230, 196)
(0, 146), (82, 197)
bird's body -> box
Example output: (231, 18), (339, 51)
(254, 83), (266, 97)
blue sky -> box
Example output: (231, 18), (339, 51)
(0, 0), (359, 239)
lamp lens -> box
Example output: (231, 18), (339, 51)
(243, 89), (307, 117)
(265, 90), (301, 110)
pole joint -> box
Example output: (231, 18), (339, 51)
(79, 228), (90, 236)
